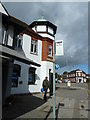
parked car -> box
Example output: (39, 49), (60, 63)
(55, 78), (58, 83)
(57, 80), (62, 83)
(65, 80), (68, 83)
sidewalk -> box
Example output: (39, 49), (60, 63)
(16, 93), (64, 119)
(18, 92), (88, 119)
(2, 90), (89, 119)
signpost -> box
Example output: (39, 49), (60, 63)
(53, 40), (56, 120)
(55, 64), (60, 70)
(53, 40), (64, 119)
(55, 40), (64, 56)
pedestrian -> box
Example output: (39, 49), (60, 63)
(42, 76), (49, 101)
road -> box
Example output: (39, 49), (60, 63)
(55, 83), (89, 118)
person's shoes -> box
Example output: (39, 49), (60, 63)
(44, 98), (47, 102)
(44, 99), (47, 102)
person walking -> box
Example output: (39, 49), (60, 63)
(42, 76), (49, 101)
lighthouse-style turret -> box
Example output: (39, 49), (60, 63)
(30, 17), (57, 62)
(29, 16), (57, 40)
(30, 17), (57, 92)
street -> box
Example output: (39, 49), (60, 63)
(2, 83), (89, 119)
(55, 83), (88, 118)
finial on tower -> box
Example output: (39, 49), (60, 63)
(41, 16), (44, 20)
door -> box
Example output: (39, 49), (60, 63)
(49, 73), (53, 96)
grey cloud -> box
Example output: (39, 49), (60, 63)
(3, 2), (88, 67)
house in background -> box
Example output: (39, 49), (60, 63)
(12, 17), (57, 94)
(0, 2), (40, 105)
(68, 69), (87, 83)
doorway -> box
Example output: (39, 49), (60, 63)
(49, 69), (53, 96)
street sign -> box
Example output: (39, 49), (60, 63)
(55, 64), (59, 70)
(55, 40), (64, 56)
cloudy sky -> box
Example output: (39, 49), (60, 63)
(2, 1), (88, 73)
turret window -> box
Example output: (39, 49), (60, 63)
(48, 45), (52, 57)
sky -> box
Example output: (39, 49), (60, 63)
(2, 1), (88, 74)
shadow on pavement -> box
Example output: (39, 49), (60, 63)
(2, 93), (45, 119)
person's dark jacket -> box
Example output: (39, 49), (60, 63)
(42, 79), (49, 91)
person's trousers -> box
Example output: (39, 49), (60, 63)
(44, 89), (47, 100)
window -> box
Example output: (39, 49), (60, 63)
(12, 64), (21, 87)
(31, 40), (38, 54)
(2, 25), (8, 45)
(48, 45), (52, 57)
(48, 27), (54, 35)
(28, 67), (36, 84)
(15, 35), (23, 49)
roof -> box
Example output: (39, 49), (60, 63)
(0, 1), (9, 16)
(68, 69), (86, 74)
(0, 45), (41, 67)
(29, 21), (57, 35)
(23, 27), (43, 40)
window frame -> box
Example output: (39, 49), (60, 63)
(28, 67), (36, 85)
(12, 64), (21, 87)
(30, 40), (38, 55)
(48, 44), (52, 57)
(15, 35), (23, 49)
(2, 24), (8, 46)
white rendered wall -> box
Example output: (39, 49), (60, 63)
(40, 61), (53, 89)
(0, 3), (8, 16)
(11, 34), (54, 94)
(22, 34), (42, 93)
(11, 60), (30, 94)
(23, 34), (42, 64)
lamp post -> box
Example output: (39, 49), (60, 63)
(53, 40), (64, 119)
(53, 39), (56, 120)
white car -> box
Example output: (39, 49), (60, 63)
(65, 80), (68, 83)
(57, 80), (62, 83)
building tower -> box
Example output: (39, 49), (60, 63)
(30, 17), (57, 91)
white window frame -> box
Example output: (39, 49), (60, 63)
(31, 40), (38, 54)
(16, 35), (23, 49)
(48, 44), (52, 57)
(48, 26), (54, 35)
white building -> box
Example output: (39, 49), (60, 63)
(11, 17), (57, 94)
(0, 2), (40, 105)
(68, 69), (87, 83)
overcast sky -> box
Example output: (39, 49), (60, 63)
(3, 2), (88, 72)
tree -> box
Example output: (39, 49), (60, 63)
(63, 71), (68, 74)
(63, 71), (68, 79)
(55, 73), (60, 80)
(86, 78), (90, 83)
